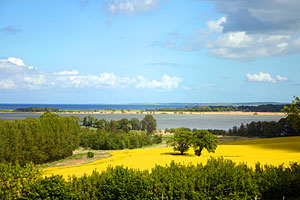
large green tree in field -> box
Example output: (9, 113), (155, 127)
(192, 130), (217, 156)
(167, 131), (192, 155)
(141, 115), (157, 135)
(284, 96), (300, 132)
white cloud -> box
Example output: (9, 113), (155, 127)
(212, 31), (253, 49)
(276, 75), (288, 82)
(0, 58), (46, 89)
(136, 74), (182, 90)
(206, 17), (226, 33)
(54, 70), (79, 75)
(207, 31), (300, 59)
(246, 72), (288, 83)
(246, 72), (276, 83)
(0, 57), (182, 91)
(106, 0), (159, 15)
(182, 86), (191, 90)
(7, 57), (25, 66)
(154, 7), (300, 60)
(0, 80), (15, 89)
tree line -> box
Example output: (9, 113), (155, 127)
(0, 112), (80, 166)
(79, 128), (162, 150)
(0, 113), (159, 165)
(15, 107), (59, 112)
(82, 114), (157, 135)
(2, 157), (300, 199)
(146, 104), (289, 113)
(227, 96), (300, 137)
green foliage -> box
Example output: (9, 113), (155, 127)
(167, 131), (192, 154)
(152, 134), (163, 144)
(2, 158), (300, 199)
(284, 96), (300, 132)
(255, 162), (300, 199)
(141, 114), (157, 135)
(147, 104), (287, 113)
(82, 116), (143, 133)
(0, 113), (80, 165)
(192, 130), (218, 156)
(227, 121), (285, 137)
(167, 129), (218, 156)
(74, 167), (152, 199)
(79, 128), (160, 150)
(87, 152), (94, 158)
(22, 175), (78, 199)
(0, 162), (41, 199)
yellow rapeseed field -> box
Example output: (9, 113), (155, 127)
(43, 136), (300, 177)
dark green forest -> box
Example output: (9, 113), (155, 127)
(227, 118), (300, 138)
(1, 157), (300, 199)
(0, 112), (80, 166)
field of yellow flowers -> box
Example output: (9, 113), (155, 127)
(43, 136), (300, 177)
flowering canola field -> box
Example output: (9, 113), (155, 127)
(43, 136), (300, 177)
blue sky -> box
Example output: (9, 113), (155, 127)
(0, 0), (299, 104)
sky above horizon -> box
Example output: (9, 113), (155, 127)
(0, 0), (300, 104)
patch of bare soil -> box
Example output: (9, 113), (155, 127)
(42, 148), (112, 168)
(52, 154), (111, 168)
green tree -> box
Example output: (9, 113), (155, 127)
(284, 96), (300, 132)
(192, 130), (217, 156)
(118, 118), (131, 132)
(167, 131), (192, 155)
(130, 118), (141, 130)
(141, 115), (157, 135)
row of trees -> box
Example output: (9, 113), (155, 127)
(147, 104), (288, 113)
(15, 107), (59, 112)
(2, 157), (300, 199)
(146, 104), (288, 113)
(82, 114), (157, 135)
(79, 128), (162, 150)
(227, 120), (286, 137)
(0, 113), (159, 165)
(167, 129), (218, 156)
(0, 113), (80, 166)
(227, 95), (300, 137)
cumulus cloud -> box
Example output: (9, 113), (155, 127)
(276, 75), (288, 82)
(206, 31), (300, 59)
(0, 58), (45, 89)
(204, 0), (300, 59)
(246, 72), (288, 83)
(154, 0), (300, 59)
(136, 74), (182, 90)
(0, 57), (182, 91)
(206, 17), (226, 33)
(204, 0), (300, 35)
(54, 70), (79, 75)
(105, 0), (159, 15)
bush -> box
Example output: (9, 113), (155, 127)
(87, 152), (94, 158)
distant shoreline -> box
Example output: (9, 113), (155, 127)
(0, 110), (286, 116)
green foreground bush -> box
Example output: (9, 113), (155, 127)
(1, 157), (300, 199)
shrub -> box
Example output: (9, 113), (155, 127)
(87, 152), (94, 158)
